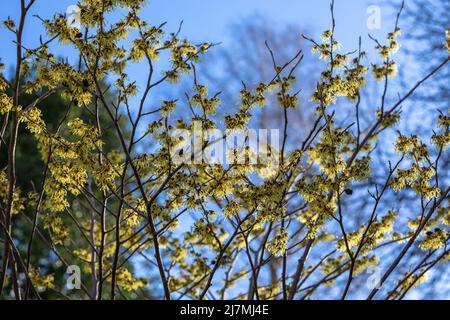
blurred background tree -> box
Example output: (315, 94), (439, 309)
(190, 16), (318, 141)
(0, 71), (156, 299)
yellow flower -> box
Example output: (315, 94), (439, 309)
(29, 267), (55, 291)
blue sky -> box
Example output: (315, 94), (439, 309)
(0, 0), (406, 155)
(0, 0), (398, 69)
